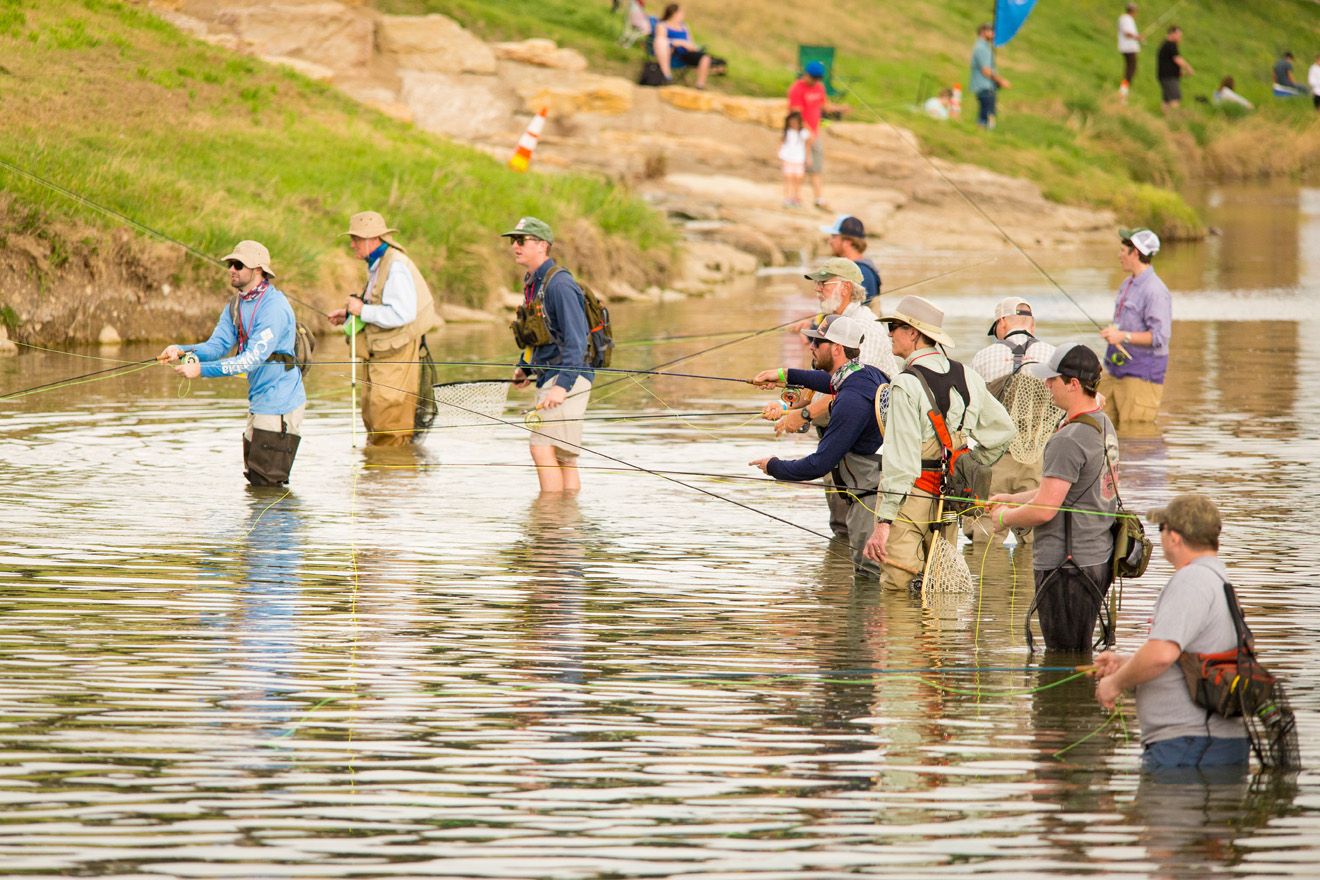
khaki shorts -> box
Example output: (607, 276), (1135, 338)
(245, 404), (305, 440)
(531, 375), (591, 461)
(1099, 372), (1163, 426)
(806, 138), (824, 175)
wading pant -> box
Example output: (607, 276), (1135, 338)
(363, 336), (421, 446)
(244, 404), (305, 486)
(880, 489), (939, 591)
(1098, 373), (1164, 427)
(1030, 560), (1113, 652)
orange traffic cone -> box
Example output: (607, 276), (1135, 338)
(509, 107), (548, 173)
(951, 84), (962, 120)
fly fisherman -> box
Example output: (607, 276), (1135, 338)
(966, 297), (1056, 549)
(327, 211), (438, 446)
(862, 295), (1015, 590)
(750, 314), (885, 575)
(502, 217), (594, 493)
(158, 240), (306, 486)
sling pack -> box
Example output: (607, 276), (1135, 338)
(229, 293), (315, 377)
(1178, 580), (1299, 769)
(510, 266), (614, 369)
(904, 361), (978, 513)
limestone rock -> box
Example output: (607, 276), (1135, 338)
(98, 324), (122, 346)
(259, 55), (335, 81)
(438, 302), (499, 324)
(659, 88), (783, 128)
(499, 62), (633, 116)
(682, 241), (759, 284)
(605, 280), (647, 303)
(707, 224), (784, 267)
(399, 71), (520, 140)
(0, 325), (16, 357)
(215, 2), (373, 75)
(492, 39), (587, 72)
(378, 14), (498, 75)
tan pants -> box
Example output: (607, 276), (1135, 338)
(1098, 372), (1163, 427)
(244, 404), (305, 440)
(363, 337), (421, 446)
(880, 489), (940, 591)
(967, 454), (1041, 545)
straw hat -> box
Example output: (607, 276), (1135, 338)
(340, 211), (407, 253)
(879, 295), (955, 348)
(220, 240), (276, 278)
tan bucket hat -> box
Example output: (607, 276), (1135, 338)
(221, 240), (276, 278)
(879, 294), (955, 348)
(340, 211), (407, 253)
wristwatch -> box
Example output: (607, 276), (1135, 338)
(1123, 332), (1132, 344)
(799, 409), (813, 425)
(876, 518), (892, 525)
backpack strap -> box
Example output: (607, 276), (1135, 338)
(998, 332), (1038, 376)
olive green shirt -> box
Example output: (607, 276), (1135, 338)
(876, 348), (1015, 521)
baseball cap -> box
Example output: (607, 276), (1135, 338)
(1147, 494), (1221, 547)
(805, 60), (826, 78)
(1119, 227), (1160, 256)
(501, 216), (554, 244)
(819, 215), (866, 238)
(801, 313), (865, 348)
(987, 296), (1033, 335)
(1029, 342), (1102, 385)
(804, 257), (864, 285)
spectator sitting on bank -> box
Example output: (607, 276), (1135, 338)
(653, 4), (713, 89)
(1273, 51), (1304, 97)
(1212, 76), (1253, 110)
(924, 88), (954, 120)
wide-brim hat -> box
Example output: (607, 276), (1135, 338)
(879, 294), (954, 348)
(341, 211), (407, 253)
(220, 240), (276, 278)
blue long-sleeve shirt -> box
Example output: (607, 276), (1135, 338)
(518, 259), (594, 392)
(766, 364), (886, 482)
(182, 286), (306, 416)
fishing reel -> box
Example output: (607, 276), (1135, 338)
(524, 408), (543, 430)
(180, 351), (199, 365)
(780, 386), (805, 406)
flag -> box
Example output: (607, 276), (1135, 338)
(994, 0), (1040, 47)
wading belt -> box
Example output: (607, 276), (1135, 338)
(904, 361), (971, 496)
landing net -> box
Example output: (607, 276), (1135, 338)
(874, 383), (891, 437)
(1247, 680), (1302, 770)
(923, 526), (974, 595)
(1003, 371), (1063, 464)
(431, 380), (512, 440)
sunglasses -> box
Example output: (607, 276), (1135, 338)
(808, 337), (829, 347)
(1158, 523), (1169, 533)
(226, 260), (245, 271)
(886, 321), (911, 333)
(509, 235), (542, 246)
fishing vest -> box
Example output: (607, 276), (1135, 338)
(362, 247), (438, 356)
(904, 360), (971, 496)
(510, 266), (613, 370)
(987, 331), (1039, 399)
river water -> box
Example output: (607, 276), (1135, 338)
(1, 184), (1318, 877)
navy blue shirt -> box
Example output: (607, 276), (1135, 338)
(766, 364), (887, 481)
(854, 258), (881, 305)
(518, 259), (594, 392)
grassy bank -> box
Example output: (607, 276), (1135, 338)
(382, 0), (1320, 237)
(0, 0), (675, 315)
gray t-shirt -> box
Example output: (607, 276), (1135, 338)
(1136, 556), (1248, 744)
(1033, 411), (1119, 569)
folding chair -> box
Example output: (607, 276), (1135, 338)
(618, 0), (651, 48)
(798, 45), (845, 97)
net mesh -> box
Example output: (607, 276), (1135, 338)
(874, 383), (891, 437)
(1247, 680), (1302, 770)
(414, 344), (439, 437)
(923, 526), (974, 595)
(431, 380), (512, 440)
(1003, 371), (1063, 464)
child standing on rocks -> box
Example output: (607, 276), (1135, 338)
(779, 111), (811, 208)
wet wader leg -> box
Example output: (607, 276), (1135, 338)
(1032, 561), (1112, 652)
(825, 472), (851, 539)
(880, 491), (937, 590)
(244, 413), (302, 486)
(363, 337), (421, 446)
(844, 492), (881, 576)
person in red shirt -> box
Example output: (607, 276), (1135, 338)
(787, 61), (850, 211)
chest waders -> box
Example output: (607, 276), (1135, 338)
(826, 364), (882, 510)
(1023, 413), (1115, 653)
(229, 290), (302, 487)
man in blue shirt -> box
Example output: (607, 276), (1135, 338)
(969, 21), (1011, 130)
(750, 314), (887, 575)
(503, 217), (594, 492)
(159, 240), (306, 486)
(819, 215), (882, 307)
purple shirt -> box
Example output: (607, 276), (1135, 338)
(1106, 266), (1172, 384)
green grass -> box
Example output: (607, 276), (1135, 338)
(380, 0), (1320, 236)
(0, 0), (675, 307)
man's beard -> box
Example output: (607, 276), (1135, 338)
(811, 346), (834, 372)
(819, 292), (843, 313)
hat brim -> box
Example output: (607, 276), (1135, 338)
(876, 310), (955, 349)
(1146, 506), (1169, 525)
(818, 223), (843, 235)
(220, 253), (276, 278)
(1028, 361), (1060, 380)
(339, 227), (400, 239)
